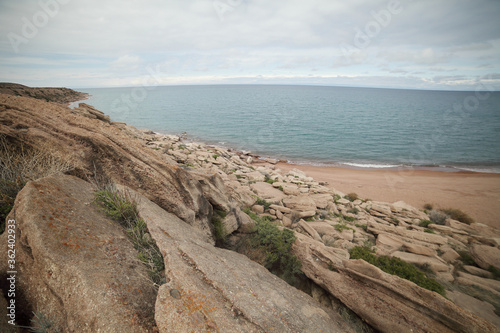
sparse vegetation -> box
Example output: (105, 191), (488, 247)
(95, 186), (164, 286)
(212, 154), (220, 159)
(458, 251), (476, 266)
(419, 219), (433, 228)
(355, 223), (368, 232)
(278, 185), (284, 192)
(423, 203), (433, 211)
(345, 192), (359, 202)
(256, 197), (271, 210)
(350, 246), (445, 296)
(212, 209), (228, 247)
(424, 228), (435, 234)
(264, 175), (276, 184)
(440, 208), (474, 225)
(334, 194), (341, 202)
(335, 223), (354, 232)
(245, 212), (302, 285)
(0, 135), (74, 234)
(17, 311), (60, 333)
(343, 215), (356, 222)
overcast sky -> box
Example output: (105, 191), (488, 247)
(1, 0), (499, 90)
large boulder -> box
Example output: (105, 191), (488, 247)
(470, 244), (500, 270)
(282, 195), (317, 212)
(0, 175), (157, 332)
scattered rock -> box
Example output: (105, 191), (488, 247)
(470, 244), (500, 270)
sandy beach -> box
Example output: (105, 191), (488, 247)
(275, 162), (500, 229)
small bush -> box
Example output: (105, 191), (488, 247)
(256, 197), (271, 210)
(17, 311), (60, 333)
(212, 154), (220, 159)
(345, 193), (359, 202)
(264, 175), (276, 184)
(278, 185), (284, 192)
(419, 219), (433, 228)
(423, 203), (433, 211)
(334, 194), (341, 202)
(343, 215), (356, 222)
(95, 187), (164, 286)
(335, 223), (353, 232)
(458, 251), (476, 266)
(212, 209), (228, 247)
(440, 208), (474, 225)
(0, 136), (74, 234)
(350, 246), (445, 296)
(429, 210), (448, 225)
(248, 213), (302, 285)
(424, 228), (435, 234)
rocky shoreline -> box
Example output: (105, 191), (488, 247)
(0, 92), (499, 332)
(136, 127), (500, 330)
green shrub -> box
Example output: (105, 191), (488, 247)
(424, 228), (435, 234)
(458, 251), (476, 266)
(419, 220), (433, 228)
(355, 224), (368, 232)
(95, 187), (164, 285)
(264, 176), (276, 184)
(256, 197), (271, 210)
(350, 246), (445, 296)
(212, 154), (220, 159)
(335, 223), (353, 232)
(423, 203), (433, 211)
(343, 215), (356, 222)
(247, 213), (302, 285)
(212, 209), (228, 247)
(440, 208), (474, 225)
(334, 194), (341, 202)
(278, 185), (284, 192)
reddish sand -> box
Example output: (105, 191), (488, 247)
(274, 162), (500, 229)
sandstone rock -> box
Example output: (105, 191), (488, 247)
(249, 182), (286, 203)
(246, 171), (266, 182)
(309, 193), (333, 209)
(292, 236), (496, 333)
(282, 215), (292, 228)
(369, 222), (447, 245)
(470, 244), (500, 270)
(0, 94), (222, 235)
(298, 220), (323, 242)
(283, 195), (317, 212)
(390, 251), (450, 273)
(462, 265), (494, 279)
(0, 175), (157, 332)
(269, 204), (291, 214)
(369, 203), (392, 216)
(447, 290), (500, 328)
(222, 210), (240, 234)
(457, 272), (500, 293)
(282, 184), (300, 196)
(131, 186), (353, 332)
(298, 210), (316, 218)
(307, 222), (338, 238)
(402, 243), (437, 257)
(236, 210), (256, 234)
(440, 248), (460, 263)
(251, 205), (264, 214)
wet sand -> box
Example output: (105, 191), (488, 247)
(275, 162), (500, 229)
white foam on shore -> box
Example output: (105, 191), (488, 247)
(340, 162), (403, 169)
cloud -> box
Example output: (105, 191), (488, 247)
(0, 0), (499, 90)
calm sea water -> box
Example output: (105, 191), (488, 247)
(72, 85), (500, 173)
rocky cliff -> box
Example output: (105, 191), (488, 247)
(0, 83), (88, 105)
(0, 89), (499, 332)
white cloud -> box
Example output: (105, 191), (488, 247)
(0, 0), (499, 90)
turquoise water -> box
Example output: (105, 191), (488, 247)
(73, 85), (500, 173)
